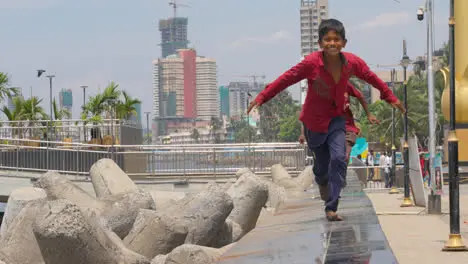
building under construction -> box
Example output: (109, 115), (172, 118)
(159, 17), (189, 58)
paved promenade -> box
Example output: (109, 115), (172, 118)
(217, 171), (397, 263)
(368, 189), (468, 264)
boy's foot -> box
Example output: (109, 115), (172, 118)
(318, 184), (329, 201)
(326, 211), (343, 222)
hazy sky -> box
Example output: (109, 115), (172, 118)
(0, 0), (449, 120)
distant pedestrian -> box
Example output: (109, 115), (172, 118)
(366, 150), (375, 181)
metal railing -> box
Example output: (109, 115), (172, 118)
(0, 119), (141, 144)
(0, 138), (306, 179)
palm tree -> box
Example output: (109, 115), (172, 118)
(1, 97), (24, 138)
(116, 91), (141, 120)
(52, 98), (71, 120)
(102, 82), (121, 119)
(0, 72), (20, 103)
(50, 98), (72, 138)
(21, 97), (47, 138)
(81, 93), (105, 123)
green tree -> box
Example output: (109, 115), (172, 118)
(52, 98), (71, 120)
(191, 128), (200, 143)
(0, 72), (20, 103)
(116, 91), (142, 120)
(210, 116), (223, 143)
(229, 115), (255, 143)
(278, 114), (302, 142)
(258, 90), (301, 142)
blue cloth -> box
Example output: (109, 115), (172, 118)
(304, 116), (346, 212)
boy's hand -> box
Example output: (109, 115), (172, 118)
(247, 101), (260, 114)
(298, 134), (306, 144)
(391, 100), (406, 114)
(367, 114), (380, 125)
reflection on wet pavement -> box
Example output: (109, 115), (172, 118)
(216, 171), (398, 264)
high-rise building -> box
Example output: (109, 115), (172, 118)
(219, 86), (230, 117)
(129, 102), (142, 122)
(299, 0), (329, 105)
(59, 89), (73, 118)
(179, 49), (197, 118)
(152, 49), (197, 120)
(300, 0), (328, 56)
(159, 18), (189, 58)
(152, 49), (218, 139)
(196, 56), (219, 121)
(227, 82), (264, 120)
(153, 54), (185, 118)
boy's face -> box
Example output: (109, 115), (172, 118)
(319, 30), (347, 56)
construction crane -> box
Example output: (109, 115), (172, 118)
(169, 0), (190, 19)
(231, 74), (266, 90)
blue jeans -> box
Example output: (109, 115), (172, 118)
(304, 117), (347, 212)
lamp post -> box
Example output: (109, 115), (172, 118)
(80, 85), (88, 142)
(418, 0), (441, 214)
(37, 69), (54, 170)
(400, 42), (413, 207)
(442, 0), (467, 252)
(389, 68), (399, 194)
(145, 112), (151, 144)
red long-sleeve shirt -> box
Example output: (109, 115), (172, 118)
(345, 82), (363, 135)
(255, 51), (398, 133)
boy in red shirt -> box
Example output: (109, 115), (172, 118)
(247, 19), (404, 221)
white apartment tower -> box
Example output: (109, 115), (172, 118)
(299, 0), (329, 104)
(196, 57), (220, 121)
(300, 0), (329, 55)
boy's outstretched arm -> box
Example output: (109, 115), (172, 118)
(351, 55), (406, 114)
(357, 96), (379, 125)
(247, 58), (314, 114)
(347, 83), (379, 124)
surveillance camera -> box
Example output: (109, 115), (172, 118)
(417, 7), (424, 21)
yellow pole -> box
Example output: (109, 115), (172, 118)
(441, 0), (468, 123)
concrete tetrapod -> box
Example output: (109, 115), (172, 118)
(89, 158), (139, 197)
(33, 199), (150, 264)
(0, 201), (44, 264)
(162, 182), (234, 246)
(164, 243), (237, 264)
(151, 254), (168, 264)
(293, 166), (314, 191)
(208, 171), (269, 248)
(123, 210), (188, 259)
(235, 168), (286, 211)
(33, 171), (155, 238)
(0, 187), (47, 238)
(226, 172), (268, 235)
(271, 163), (301, 189)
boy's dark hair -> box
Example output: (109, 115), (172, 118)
(318, 19), (346, 41)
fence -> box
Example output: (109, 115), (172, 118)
(0, 138), (306, 178)
(0, 119), (142, 145)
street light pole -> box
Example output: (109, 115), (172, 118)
(46, 75), (55, 122)
(389, 68), (399, 194)
(400, 41), (413, 207)
(442, 0), (467, 252)
(419, 0), (441, 214)
(145, 112), (151, 144)
(423, 0), (438, 195)
(80, 85), (88, 142)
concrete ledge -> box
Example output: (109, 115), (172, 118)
(216, 172), (398, 264)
